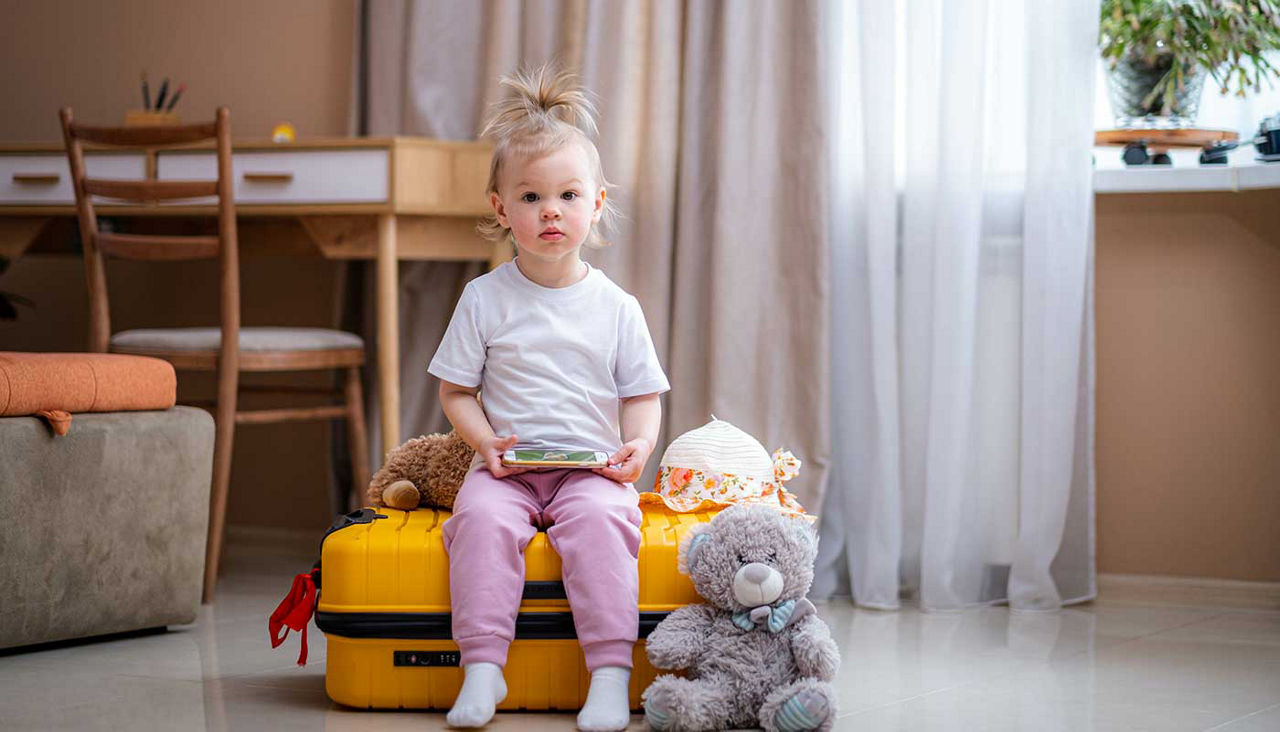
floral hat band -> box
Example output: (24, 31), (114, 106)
(772, 448), (801, 485)
(639, 418), (810, 519)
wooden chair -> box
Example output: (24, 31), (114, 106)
(60, 107), (370, 603)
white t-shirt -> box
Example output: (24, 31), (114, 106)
(428, 260), (670, 459)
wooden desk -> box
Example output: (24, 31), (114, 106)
(0, 136), (504, 450)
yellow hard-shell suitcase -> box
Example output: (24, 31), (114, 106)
(315, 503), (716, 710)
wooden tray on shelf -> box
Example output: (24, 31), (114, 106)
(1095, 128), (1238, 153)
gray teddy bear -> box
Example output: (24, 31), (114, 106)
(642, 504), (841, 731)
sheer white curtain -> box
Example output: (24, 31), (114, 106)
(816, 0), (1099, 612)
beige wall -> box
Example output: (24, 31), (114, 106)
(0, 0), (356, 531)
(1096, 190), (1280, 582)
(0, 0), (355, 141)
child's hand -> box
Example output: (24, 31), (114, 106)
(593, 438), (651, 484)
(480, 434), (529, 479)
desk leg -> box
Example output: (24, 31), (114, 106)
(377, 213), (400, 454)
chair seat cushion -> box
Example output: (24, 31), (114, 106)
(111, 327), (365, 353)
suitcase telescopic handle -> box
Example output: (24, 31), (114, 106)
(320, 508), (388, 547)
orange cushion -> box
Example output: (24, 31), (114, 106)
(0, 352), (176, 419)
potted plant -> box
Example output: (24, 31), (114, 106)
(1100, 0), (1280, 127)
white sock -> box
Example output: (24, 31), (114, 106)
(446, 662), (506, 728)
(577, 666), (632, 731)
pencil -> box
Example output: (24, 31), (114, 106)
(141, 72), (150, 110)
(164, 83), (185, 112)
(154, 78), (170, 111)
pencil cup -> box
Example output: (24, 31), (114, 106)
(124, 110), (181, 127)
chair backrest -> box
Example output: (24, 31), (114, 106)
(59, 107), (239, 354)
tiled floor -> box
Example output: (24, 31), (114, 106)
(3, 537), (1278, 731)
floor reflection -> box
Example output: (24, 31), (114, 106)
(1, 538), (1276, 731)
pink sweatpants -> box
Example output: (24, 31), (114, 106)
(441, 466), (642, 671)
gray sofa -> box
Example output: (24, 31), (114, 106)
(0, 407), (214, 649)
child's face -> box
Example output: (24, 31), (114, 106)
(490, 143), (605, 265)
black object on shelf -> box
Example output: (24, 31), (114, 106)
(1254, 113), (1280, 162)
(1199, 140), (1237, 165)
(1122, 141), (1150, 165)
(1122, 141), (1172, 166)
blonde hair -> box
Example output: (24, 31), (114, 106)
(478, 64), (617, 248)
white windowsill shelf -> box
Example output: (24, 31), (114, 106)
(1092, 145), (1280, 193)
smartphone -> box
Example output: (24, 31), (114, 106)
(501, 448), (610, 468)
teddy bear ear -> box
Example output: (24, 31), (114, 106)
(677, 526), (713, 576)
(790, 520), (819, 551)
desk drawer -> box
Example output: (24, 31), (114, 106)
(157, 149), (389, 205)
(0, 153), (146, 205)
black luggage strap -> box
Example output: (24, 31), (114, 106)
(315, 610), (669, 640)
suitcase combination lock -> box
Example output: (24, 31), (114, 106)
(394, 650), (461, 667)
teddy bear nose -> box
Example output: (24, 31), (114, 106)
(742, 562), (771, 584)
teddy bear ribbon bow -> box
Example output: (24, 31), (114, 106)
(732, 597), (817, 633)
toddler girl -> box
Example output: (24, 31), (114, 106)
(429, 65), (668, 731)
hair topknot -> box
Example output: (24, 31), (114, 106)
(481, 65), (598, 141)
(478, 63), (619, 249)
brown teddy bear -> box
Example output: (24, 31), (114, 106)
(366, 431), (475, 511)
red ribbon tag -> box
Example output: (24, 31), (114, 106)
(269, 571), (317, 666)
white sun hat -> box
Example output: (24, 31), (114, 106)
(640, 417), (809, 519)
